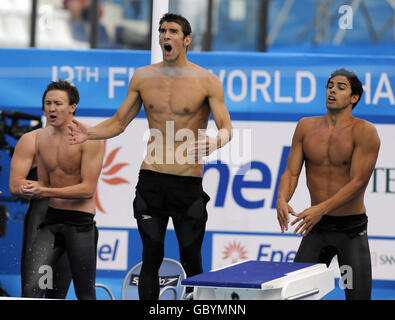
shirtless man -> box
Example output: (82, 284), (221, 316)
(20, 80), (104, 300)
(276, 69), (380, 300)
(9, 125), (72, 299)
(68, 13), (232, 300)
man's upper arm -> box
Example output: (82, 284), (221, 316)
(35, 131), (50, 187)
(206, 74), (231, 127)
(350, 121), (380, 185)
(206, 73), (232, 145)
(285, 119), (306, 178)
(114, 70), (144, 130)
(9, 132), (35, 193)
(80, 139), (105, 193)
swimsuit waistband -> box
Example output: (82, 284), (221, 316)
(314, 213), (367, 233)
(40, 206), (95, 227)
(138, 169), (203, 184)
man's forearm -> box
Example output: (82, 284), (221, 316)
(41, 184), (96, 200)
(317, 179), (367, 215)
(87, 116), (124, 140)
(216, 127), (232, 149)
(277, 173), (299, 205)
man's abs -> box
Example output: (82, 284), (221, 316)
(48, 198), (96, 215)
(140, 161), (204, 178)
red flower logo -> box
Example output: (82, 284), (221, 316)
(95, 140), (130, 213)
(222, 241), (248, 264)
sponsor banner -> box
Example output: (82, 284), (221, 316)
(0, 49), (395, 120)
(212, 233), (301, 270)
(370, 239), (395, 280)
(212, 233), (395, 281)
(96, 229), (128, 271)
(82, 116), (395, 238)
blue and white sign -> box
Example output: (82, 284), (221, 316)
(0, 49), (394, 122)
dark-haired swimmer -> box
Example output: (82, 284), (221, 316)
(68, 13), (232, 300)
(276, 69), (380, 300)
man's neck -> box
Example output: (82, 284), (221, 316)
(51, 119), (73, 135)
(161, 58), (191, 78)
(162, 54), (189, 68)
(325, 109), (354, 129)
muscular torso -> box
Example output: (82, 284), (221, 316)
(137, 64), (211, 177)
(302, 117), (366, 216)
(36, 128), (95, 213)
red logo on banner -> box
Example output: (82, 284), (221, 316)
(222, 241), (248, 264)
(95, 140), (130, 213)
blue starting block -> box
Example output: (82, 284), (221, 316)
(182, 260), (334, 300)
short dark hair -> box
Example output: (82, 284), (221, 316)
(326, 68), (363, 109)
(42, 80), (80, 115)
(159, 13), (192, 37)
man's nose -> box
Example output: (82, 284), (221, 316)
(47, 103), (55, 111)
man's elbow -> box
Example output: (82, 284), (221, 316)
(228, 127), (233, 142)
(114, 114), (128, 134)
(81, 191), (95, 199)
(9, 180), (21, 196)
(219, 126), (233, 147)
(82, 186), (97, 199)
(356, 178), (370, 191)
(9, 185), (18, 196)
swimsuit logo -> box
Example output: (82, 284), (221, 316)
(222, 241), (248, 264)
(95, 140), (130, 213)
(129, 274), (180, 287)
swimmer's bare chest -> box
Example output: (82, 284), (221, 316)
(139, 75), (210, 131)
(137, 72), (211, 176)
(303, 119), (355, 170)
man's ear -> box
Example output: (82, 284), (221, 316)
(351, 94), (360, 104)
(70, 104), (77, 114)
(184, 35), (192, 48)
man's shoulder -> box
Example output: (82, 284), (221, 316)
(352, 117), (375, 128)
(186, 63), (221, 92)
(189, 62), (216, 78)
(82, 137), (105, 153)
(294, 116), (324, 136)
(36, 126), (52, 136)
(21, 127), (45, 142)
(132, 64), (156, 80)
(352, 117), (378, 136)
(298, 116), (323, 126)
(14, 129), (41, 153)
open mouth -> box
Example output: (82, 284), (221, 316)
(49, 115), (57, 120)
(164, 44), (172, 52)
(328, 96), (336, 102)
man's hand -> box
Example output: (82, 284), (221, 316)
(291, 205), (325, 237)
(188, 134), (217, 163)
(276, 200), (297, 233)
(19, 181), (42, 199)
(68, 119), (88, 145)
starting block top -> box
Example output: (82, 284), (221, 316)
(182, 260), (317, 289)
